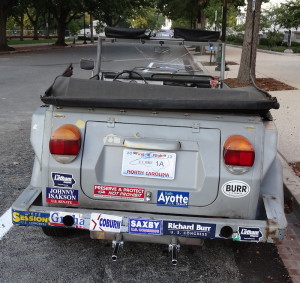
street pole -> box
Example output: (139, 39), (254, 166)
(83, 13), (87, 44)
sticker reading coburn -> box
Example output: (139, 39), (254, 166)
(90, 213), (122, 233)
(121, 149), (176, 180)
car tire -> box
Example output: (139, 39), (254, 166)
(42, 226), (74, 237)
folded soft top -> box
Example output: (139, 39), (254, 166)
(173, 28), (220, 42)
(41, 77), (279, 116)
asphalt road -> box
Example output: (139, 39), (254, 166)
(0, 45), (291, 282)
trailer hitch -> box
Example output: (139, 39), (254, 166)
(112, 235), (123, 261)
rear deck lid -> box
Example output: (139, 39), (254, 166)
(81, 120), (220, 209)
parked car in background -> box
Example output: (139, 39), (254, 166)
(155, 29), (174, 38)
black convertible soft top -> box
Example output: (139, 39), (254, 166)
(41, 77), (279, 115)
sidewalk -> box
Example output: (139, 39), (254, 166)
(195, 46), (300, 282)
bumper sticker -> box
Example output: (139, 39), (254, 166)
(221, 180), (250, 198)
(163, 221), (216, 238)
(46, 187), (78, 205)
(94, 185), (145, 201)
(233, 227), (263, 242)
(12, 210), (50, 227)
(129, 219), (162, 235)
(49, 212), (86, 229)
(52, 172), (76, 188)
(157, 190), (189, 207)
(90, 213), (122, 233)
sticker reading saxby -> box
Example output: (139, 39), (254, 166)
(46, 187), (78, 205)
(221, 180), (250, 198)
(122, 149), (176, 180)
(129, 219), (162, 235)
(94, 185), (145, 201)
(90, 213), (122, 233)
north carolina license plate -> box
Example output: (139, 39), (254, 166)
(121, 149), (176, 180)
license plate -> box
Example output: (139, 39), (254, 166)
(122, 149), (176, 180)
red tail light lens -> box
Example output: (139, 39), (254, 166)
(49, 124), (81, 163)
(224, 150), (255, 166)
(49, 140), (80, 155)
(223, 135), (255, 173)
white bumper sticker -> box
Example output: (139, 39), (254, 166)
(90, 213), (122, 232)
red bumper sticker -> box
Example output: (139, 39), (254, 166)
(94, 185), (145, 201)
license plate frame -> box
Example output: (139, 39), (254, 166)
(121, 149), (176, 180)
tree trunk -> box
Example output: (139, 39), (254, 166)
(55, 18), (67, 46)
(237, 0), (262, 84)
(20, 14), (24, 41)
(33, 22), (39, 40)
(221, 0), (227, 42)
(0, 6), (14, 51)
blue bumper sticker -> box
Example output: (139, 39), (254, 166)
(129, 219), (162, 235)
(12, 210), (50, 227)
(163, 221), (216, 238)
(46, 187), (79, 205)
(52, 172), (76, 188)
(157, 191), (189, 207)
(236, 227), (263, 242)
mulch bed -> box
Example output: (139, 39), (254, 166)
(290, 162), (300, 178)
(224, 78), (297, 91)
(202, 61), (239, 66)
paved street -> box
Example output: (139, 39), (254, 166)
(0, 44), (294, 282)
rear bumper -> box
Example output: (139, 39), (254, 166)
(12, 185), (287, 244)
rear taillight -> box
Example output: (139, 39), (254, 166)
(49, 124), (81, 163)
(223, 135), (255, 174)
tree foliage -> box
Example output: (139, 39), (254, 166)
(129, 6), (164, 29)
(276, 0), (300, 30)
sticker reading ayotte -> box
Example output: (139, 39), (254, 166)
(157, 190), (189, 207)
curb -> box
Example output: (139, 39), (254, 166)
(0, 42), (96, 55)
(279, 154), (300, 219)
